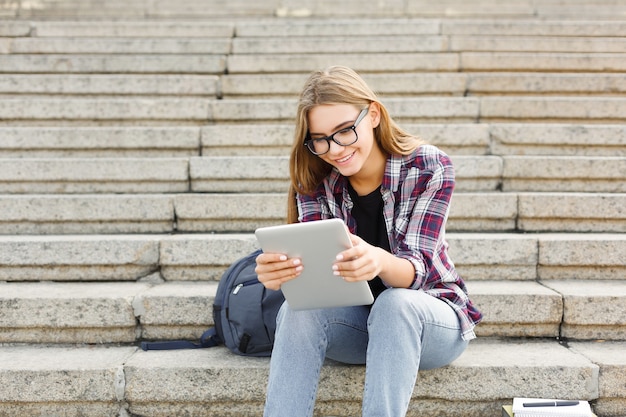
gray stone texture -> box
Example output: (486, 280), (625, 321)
(0, 97), (211, 121)
(0, 54), (226, 74)
(0, 74), (219, 96)
(538, 234), (626, 280)
(0, 235), (160, 281)
(159, 234), (260, 281)
(447, 234), (539, 280)
(0, 339), (601, 417)
(503, 156), (626, 192)
(0, 282), (148, 343)
(543, 280), (626, 340)
(0, 126), (201, 157)
(0, 4), (624, 416)
(0, 158), (189, 193)
(136, 282), (217, 340)
(174, 193), (287, 232)
(467, 281), (563, 337)
(32, 21), (235, 37)
(0, 194), (175, 234)
(570, 341), (626, 417)
(0, 345), (136, 403)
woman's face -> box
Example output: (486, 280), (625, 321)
(307, 103), (381, 179)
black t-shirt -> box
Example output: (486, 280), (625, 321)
(347, 182), (390, 299)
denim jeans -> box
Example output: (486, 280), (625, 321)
(263, 288), (469, 417)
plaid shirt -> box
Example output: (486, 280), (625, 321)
(297, 145), (482, 340)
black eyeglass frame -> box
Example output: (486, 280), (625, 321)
(303, 107), (369, 155)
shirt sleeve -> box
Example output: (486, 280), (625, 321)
(296, 191), (325, 223)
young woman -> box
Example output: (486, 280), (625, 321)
(255, 66), (482, 417)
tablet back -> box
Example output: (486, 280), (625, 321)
(255, 219), (374, 310)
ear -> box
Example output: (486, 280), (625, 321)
(368, 102), (381, 129)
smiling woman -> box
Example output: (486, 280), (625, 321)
(307, 104), (384, 191)
(287, 66), (425, 222)
(254, 65), (483, 417)
(304, 106), (368, 155)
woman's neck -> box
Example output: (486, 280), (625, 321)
(348, 147), (387, 196)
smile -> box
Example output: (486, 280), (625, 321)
(335, 152), (355, 164)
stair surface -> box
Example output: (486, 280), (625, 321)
(1, 0), (625, 416)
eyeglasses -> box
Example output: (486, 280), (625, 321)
(304, 107), (369, 155)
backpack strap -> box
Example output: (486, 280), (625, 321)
(140, 327), (221, 351)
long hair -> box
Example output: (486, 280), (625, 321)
(287, 66), (425, 223)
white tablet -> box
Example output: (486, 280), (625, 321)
(255, 218), (374, 310)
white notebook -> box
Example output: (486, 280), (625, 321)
(512, 398), (592, 417)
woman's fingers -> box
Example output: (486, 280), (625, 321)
(333, 236), (381, 281)
(255, 252), (302, 290)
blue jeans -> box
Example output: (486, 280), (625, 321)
(263, 288), (469, 417)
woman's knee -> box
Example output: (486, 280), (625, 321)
(371, 288), (427, 315)
(368, 289), (450, 330)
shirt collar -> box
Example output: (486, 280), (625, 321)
(383, 153), (402, 192)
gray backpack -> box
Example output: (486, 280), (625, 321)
(141, 249), (285, 356)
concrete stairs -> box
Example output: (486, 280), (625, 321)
(1, 1), (625, 416)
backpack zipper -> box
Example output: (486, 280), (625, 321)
(232, 279), (259, 295)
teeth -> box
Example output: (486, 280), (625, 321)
(337, 153), (353, 163)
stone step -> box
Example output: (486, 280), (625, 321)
(228, 35), (626, 54)
(227, 52), (626, 73)
(325, 1), (626, 20)
(6, 17), (626, 40)
(0, 54), (226, 74)
(2, 73), (626, 98)
(1, 279), (625, 344)
(30, 20), (236, 37)
(5, 0), (626, 19)
(488, 124), (626, 157)
(6, 37), (233, 54)
(9, 0), (280, 18)
(235, 18), (626, 37)
(0, 281), (210, 343)
(8, 18), (626, 39)
(0, 339), (624, 417)
(500, 155), (625, 192)
(2, 123), (623, 158)
(219, 72), (626, 97)
(0, 126), (202, 158)
(2, 51), (625, 75)
(0, 155), (626, 194)
(0, 74), (220, 97)
(0, 97), (211, 123)
(0, 192), (623, 235)
(0, 155), (622, 194)
(480, 97), (626, 123)
(14, 34), (626, 55)
(0, 157), (190, 193)
(3, 97), (625, 124)
(0, 233), (623, 282)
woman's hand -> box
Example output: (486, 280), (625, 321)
(332, 234), (384, 282)
(333, 233), (416, 288)
(255, 252), (303, 291)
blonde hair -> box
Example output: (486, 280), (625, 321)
(287, 66), (425, 223)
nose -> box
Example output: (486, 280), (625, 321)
(326, 138), (344, 155)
